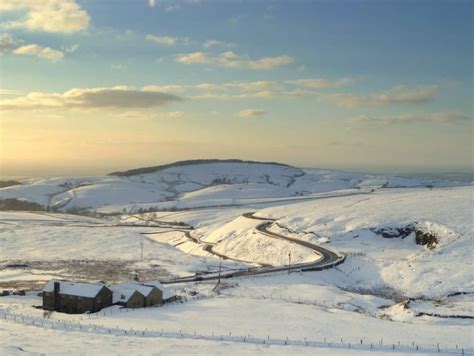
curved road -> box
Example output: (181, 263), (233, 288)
(247, 213), (341, 269)
(163, 213), (344, 284)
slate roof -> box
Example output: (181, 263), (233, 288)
(110, 282), (155, 297)
(109, 285), (143, 304)
(43, 280), (108, 298)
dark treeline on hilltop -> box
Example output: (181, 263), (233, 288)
(109, 159), (291, 177)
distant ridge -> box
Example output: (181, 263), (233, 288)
(108, 159), (292, 177)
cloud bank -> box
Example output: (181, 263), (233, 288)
(0, 86), (183, 110)
(236, 109), (266, 118)
(177, 51), (294, 70)
(348, 112), (470, 128)
(0, 0), (90, 34)
(325, 85), (438, 107)
(13, 44), (64, 62)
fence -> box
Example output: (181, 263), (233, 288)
(1, 309), (471, 355)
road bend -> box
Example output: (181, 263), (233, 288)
(164, 212), (345, 284)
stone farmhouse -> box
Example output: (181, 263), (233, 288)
(42, 280), (113, 314)
(42, 279), (175, 314)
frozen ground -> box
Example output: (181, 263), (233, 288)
(0, 161), (472, 354)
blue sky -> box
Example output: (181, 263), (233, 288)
(0, 0), (472, 176)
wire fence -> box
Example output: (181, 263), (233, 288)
(1, 309), (471, 355)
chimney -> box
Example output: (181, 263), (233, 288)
(53, 281), (60, 310)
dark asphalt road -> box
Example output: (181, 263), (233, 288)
(163, 213), (344, 284)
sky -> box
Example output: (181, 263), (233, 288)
(0, 0), (472, 177)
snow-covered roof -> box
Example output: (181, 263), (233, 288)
(143, 280), (175, 300)
(111, 282), (155, 297)
(109, 285), (143, 304)
(43, 280), (108, 298)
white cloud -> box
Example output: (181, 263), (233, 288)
(176, 51), (294, 70)
(143, 85), (185, 93)
(118, 110), (184, 120)
(194, 81), (282, 92)
(148, 0), (199, 11)
(167, 111), (185, 118)
(1, 0), (90, 34)
(0, 88), (22, 96)
(236, 108), (266, 118)
(13, 44), (64, 62)
(0, 86), (183, 110)
(0, 33), (16, 53)
(226, 81), (282, 91)
(111, 64), (127, 70)
(146, 34), (178, 46)
(203, 39), (233, 48)
(325, 85), (438, 108)
(165, 4), (181, 12)
(177, 51), (210, 64)
(65, 44), (79, 53)
(348, 112), (470, 128)
(287, 77), (353, 89)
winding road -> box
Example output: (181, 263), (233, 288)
(163, 212), (345, 284)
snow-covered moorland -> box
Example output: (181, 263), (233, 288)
(0, 159), (465, 213)
(0, 160), (472, 354)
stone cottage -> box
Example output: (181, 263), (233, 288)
(42, 280), (112, 314)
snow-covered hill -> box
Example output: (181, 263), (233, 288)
(0, 160), (467, 213)
(0, 186), (472, 355)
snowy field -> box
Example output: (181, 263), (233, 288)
(0, 161), (472, 354)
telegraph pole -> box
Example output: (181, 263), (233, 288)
(288, 251), (291, 275)
(217, 261), (222, 285)
(140, 238), (144, 261)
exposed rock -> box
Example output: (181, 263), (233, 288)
(371, 223), (439, 249)
(415, 230), (438, 249)
(370, 225), (415, 239)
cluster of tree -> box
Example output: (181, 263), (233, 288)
(0, 180), (21, 188)
(210, 177), (234, 185)
(109, 159), (291, 177)
(0, 198), (45, 211)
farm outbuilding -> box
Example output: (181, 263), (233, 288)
(110, 286), (146, 308)
(143, 280), (176, 302)
(111, 282), (163, 307)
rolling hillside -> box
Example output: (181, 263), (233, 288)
(0, 160), (466, 213)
